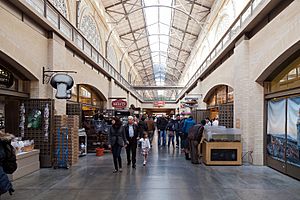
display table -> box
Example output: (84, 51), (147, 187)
(8, 150), (40, 181)
(202, 140), (242, 165)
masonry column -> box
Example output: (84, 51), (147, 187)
(107, 78), (114, 109)
(48, 32), (67, 115)
(233, 36), (252, 163)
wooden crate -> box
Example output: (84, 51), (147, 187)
(202, 140), (242, 165)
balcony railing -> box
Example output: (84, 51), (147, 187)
(25, 0), (144, 100)
(176, 0), (265, 100)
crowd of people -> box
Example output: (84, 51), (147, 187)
(108, 114), (219, 172)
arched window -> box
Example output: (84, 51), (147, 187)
(79, 15), (101, 52)
(107, 45), (118, 68)
(270, 57), (300, 93)
(49, 0), (68, 18)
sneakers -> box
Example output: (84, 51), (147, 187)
(143, 161), (146, 166)
(119, 168), (123, 172)
(113, 169), (118, 173)
(132, 164), (136, 169)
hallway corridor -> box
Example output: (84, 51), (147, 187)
(2, 137), (300, 200)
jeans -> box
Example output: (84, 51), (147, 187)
(148, 131), (154, 144)
(158, 130), (166, 146)
(112, 144), (122, 170)
(168, 135), (174, 147)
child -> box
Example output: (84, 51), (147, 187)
(139, 132), (151, 166)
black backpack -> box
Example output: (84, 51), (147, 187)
(1, 142), (17, 174)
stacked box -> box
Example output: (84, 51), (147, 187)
(67, 115), (79, 165)
(53, 115), (79, 166)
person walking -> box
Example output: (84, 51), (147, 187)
(167, 118), (175, 149)
(145, 116), (155, 145)
(188, 120), (206, 164)
(138, 116), (148, 138)
(124, 116), (139, 168)
(108, 117), (128, 173)
(139, 132), (151, 166)
(156, 115), (168, 147)
(182, 116), (196, 160)
(174, 114), (181, 148)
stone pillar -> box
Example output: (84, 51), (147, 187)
(48, 32), (67, 115)
(107, 79), (114, 109)
(233, 36), (264, 165)
(127, 91), (130, 108)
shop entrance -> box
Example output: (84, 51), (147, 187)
(203, 85), (234, 127)
(68, 84), (108, 153)
(264, 54), (300, 180)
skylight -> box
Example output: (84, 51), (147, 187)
(143, 0), (173, 93)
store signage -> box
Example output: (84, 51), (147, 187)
(112, 99), (127, 109)
(0, 68), (14, 88)
(184, 97), (199, 101)
(153, 101), (165, 107)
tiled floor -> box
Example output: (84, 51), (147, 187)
(2, 137), (300, 200)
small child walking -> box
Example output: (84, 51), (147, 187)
(139, 132), (151, 166)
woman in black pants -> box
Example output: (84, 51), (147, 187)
(108, 117), (128, 173)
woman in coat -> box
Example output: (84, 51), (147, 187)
(108, 117), (128, 173)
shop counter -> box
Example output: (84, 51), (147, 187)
(8, 150), (40, 181)
(202, 140), (242, 165)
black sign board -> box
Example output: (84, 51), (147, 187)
(0, 68), (14, 88)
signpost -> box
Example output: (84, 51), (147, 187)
(112, 99), (127, 109)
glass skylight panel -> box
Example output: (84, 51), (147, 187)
(144, 0), (173, 91)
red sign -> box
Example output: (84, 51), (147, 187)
(112, 99), (127, 109)
(153, 101), (165, 107)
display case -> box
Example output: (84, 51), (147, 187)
(202, 140), (242, 165)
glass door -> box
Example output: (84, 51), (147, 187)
(266, 96), (300, 179)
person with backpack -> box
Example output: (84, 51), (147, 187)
(182, 116), (196, 160)
(188, 120), (206, 164)
(166, 118), (176, 149)
(0, 131), (16, 196)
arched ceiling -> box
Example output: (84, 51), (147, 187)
(103, 0), (214, 100)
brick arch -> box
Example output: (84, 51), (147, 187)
(203, 83), (234, 103)
(76, 83), (107, 102)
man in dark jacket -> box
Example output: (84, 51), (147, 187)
(124, 116), (139, 168)
(174, 114), (181, 148)
(188, 120), (206, 164)
(156, 115), (168, 147)
(0, 131), (15, 196)
(138, 116), (148, 138)
(145, 116), (155, 145)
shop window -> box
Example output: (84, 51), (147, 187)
(267, 97), (300, 167)
(271, 57), (300, 93)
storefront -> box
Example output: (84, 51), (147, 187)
(0, 58), (31, 134)
(68, 84), (108, 152)
(203, 85), (234, 127)
(264, 54), (300, 180)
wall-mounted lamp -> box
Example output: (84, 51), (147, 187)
(43, 67), (77, 99)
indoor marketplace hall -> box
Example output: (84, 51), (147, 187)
(0, 0), (300, 199)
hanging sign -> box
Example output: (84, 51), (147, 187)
(153, 101), (165, 107)
(112, 99), (127, 109)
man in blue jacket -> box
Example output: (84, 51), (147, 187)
(182, 116), (196, 160)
